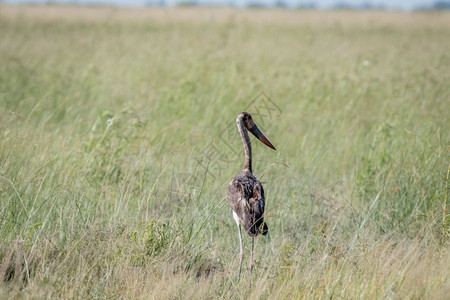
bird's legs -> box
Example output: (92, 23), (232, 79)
(234, 212), (244, 280)
(237, 223), (244, 280)
(250, 237), (254, 287)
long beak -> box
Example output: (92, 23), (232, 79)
(249, 125), (276, 150)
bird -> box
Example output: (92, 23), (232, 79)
(227, 112), (276, 280)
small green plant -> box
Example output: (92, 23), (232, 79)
(131, 220), (171, 257)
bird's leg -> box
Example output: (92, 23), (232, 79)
(249, 237), (254, 287)
(238, 223), (244, 280)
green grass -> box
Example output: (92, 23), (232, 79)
(0, 5), (449, 299)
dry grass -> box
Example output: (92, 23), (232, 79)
(0, 5), (449, 299)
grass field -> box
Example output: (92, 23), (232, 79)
(0, 5), (449, 299)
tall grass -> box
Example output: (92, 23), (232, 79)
(0, 5), (449, 298)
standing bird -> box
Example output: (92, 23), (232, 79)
(227, 112), (276, 280)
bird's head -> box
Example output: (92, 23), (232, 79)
(237, 112), (276, 150)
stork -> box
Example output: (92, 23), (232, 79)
(227, 112), (276, 280)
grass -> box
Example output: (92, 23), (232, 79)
(0, 5), (449, 299)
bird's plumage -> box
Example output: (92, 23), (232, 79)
(228, 170), (268, 237)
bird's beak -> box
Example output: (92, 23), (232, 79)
(249, 125), (276, 150)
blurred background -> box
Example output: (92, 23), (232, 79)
(2, 0), (450, 10)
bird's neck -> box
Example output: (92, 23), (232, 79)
(237, 119), (252, 173)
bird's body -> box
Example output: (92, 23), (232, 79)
(227, 112), (276, 280)
(228, 171), (268, 237)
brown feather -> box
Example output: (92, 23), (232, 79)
(228, 171), (268, 237)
